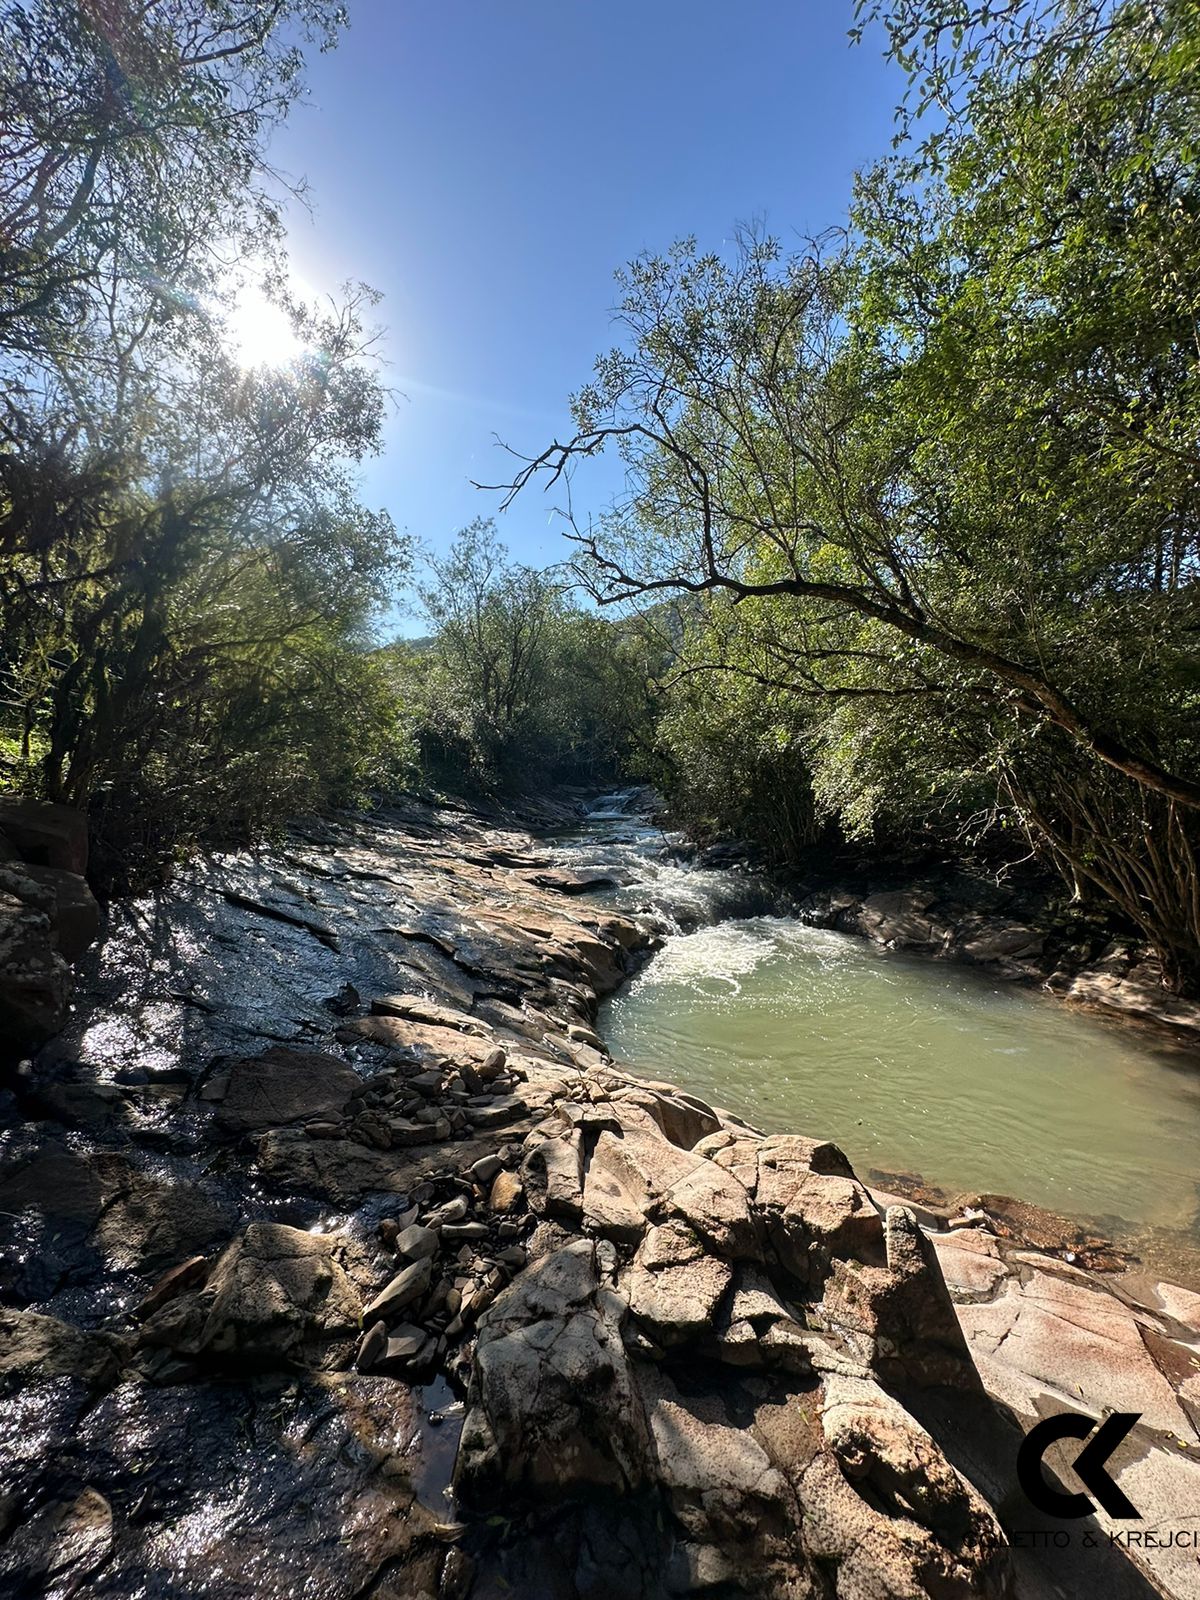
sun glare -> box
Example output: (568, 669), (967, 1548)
(224, 284), (304, 369)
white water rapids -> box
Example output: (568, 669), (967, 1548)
(552, 790), (1200, 1261)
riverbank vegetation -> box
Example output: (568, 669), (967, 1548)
(3, 0), (1198, 992)
(0, 0), (414, 890)
(388, 518), (659, 794)
(497, 0), (1200, 991)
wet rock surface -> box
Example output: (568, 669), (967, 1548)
(0, 791), (1193, 1598)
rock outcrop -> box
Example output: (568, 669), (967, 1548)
(801, 874), (1200, 1035)
(1, 792), (1194, 1599)
(0, 797), (98, 1053)
(452, 1089), (1011, 1599)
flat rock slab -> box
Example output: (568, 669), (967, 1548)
(954, 1260), (1196, 1436)
(255, 1127), (494, 1203)
(213, 1047), (362, 1134)
(935, 1229), (1200, 1599)
(1067, 966), (1200, 1032)
(522, 867), (617, 895)
(0, 1371), (441, 1598)
(348, 1014), (503, 1067)
(369, 993), (489, 1034)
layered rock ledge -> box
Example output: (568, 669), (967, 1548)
(0, 796), (1195, 1599)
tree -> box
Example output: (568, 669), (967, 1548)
(653, 597), (824, 863)
(491, 0), (1200, 986)
(0, 298), (409, 887)
(0, 1), (411, 887)
(0, 0), (344, 446)
(413, 518), (558, 786)
(404, 519), (657, 793)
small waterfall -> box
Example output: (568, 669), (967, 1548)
(590, 794), (1200, 1268)
(549, 789), (794, 935)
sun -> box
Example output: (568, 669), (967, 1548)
(223, 283), (304, 369)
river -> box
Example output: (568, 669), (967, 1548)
(552, 790), (1200, 1272)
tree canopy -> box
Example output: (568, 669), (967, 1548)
(0, 0), (411, 887)
(396, 519), (658, 794)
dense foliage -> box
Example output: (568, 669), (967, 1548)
(394, 520), (658, 795)
(0, 0), (411, 889)
(500, 0), (1200, 988)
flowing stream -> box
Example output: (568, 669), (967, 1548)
(553, 791), (1200, 1270)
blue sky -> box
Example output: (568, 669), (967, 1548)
(267, 1), (904, 633)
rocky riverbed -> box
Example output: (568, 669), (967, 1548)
(798, 878), (1200, 1036)
(2, 794), (1199, 1599)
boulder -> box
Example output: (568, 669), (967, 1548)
(663, 1152), (760, 1260)
(642, 1370), (788, 1542)
(488, 1168), (523, 1214)
(753, 1133), (885, 1287)
(822, 1374), (999, 1545)
(957, 921), (1044, 964)
(522, 1128), (585, 1221)
(581, 1126), (673, 1243)
(465, 1094), (529, 1129)
(1067, 959), (1200, 1031)
(581, 1124), (758, 1258)
(455, 1239), (651, 1500)
(856, 888), (943, 949)
(0, 1487), (114, 1594)
(134, 1255), (211, 1320)
(822, 1206), (977, 1389)
(622, 1221), (733, 1346)
(470, 1153), (503, 1187)
(394, 1223), (439, 1261)
(479, 1045), (507, 1080)
(17, 863), (100, 962)
(362, 1256), (433, 1324)
(139, 1222), (360, 1366)
(706, 1265), (811, 1373)
(801, 1376), (1010, 1597)
(0, 1308), (124, 1394)
(0, 796), (89, 874)
(616, 1084), (723, 1150)
(0, 865), (70, 1052)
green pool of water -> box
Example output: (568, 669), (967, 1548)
(600, 917), (1200, 1246)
